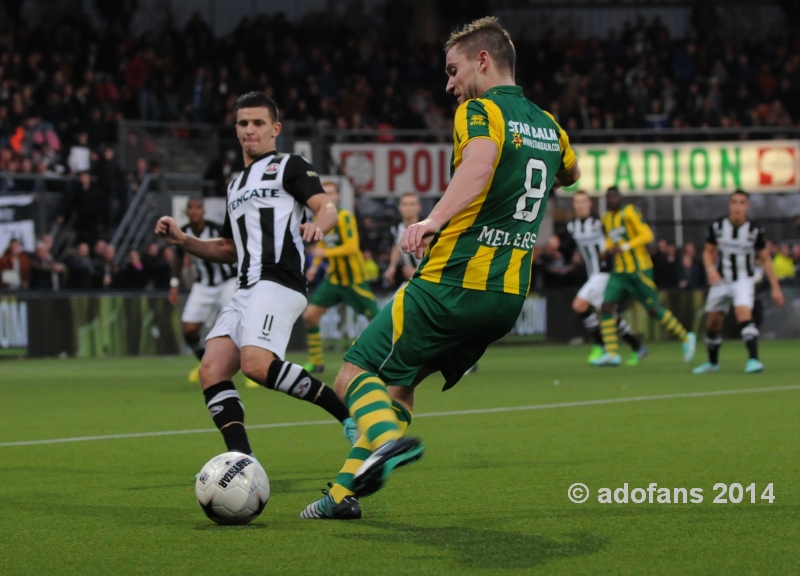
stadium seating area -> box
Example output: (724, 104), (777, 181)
(1, 4), (800, 291)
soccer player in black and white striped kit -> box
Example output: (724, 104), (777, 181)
(693, 189), (784, 374)
(567, 191), (645, 365)
(156, 92), (359, 465)
(169, 197), (237, 383)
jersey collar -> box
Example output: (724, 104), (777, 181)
(482, 85), (522, 97)
(247, 150), (278, 165)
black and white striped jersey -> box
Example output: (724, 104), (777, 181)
(181, 221), (235, 286)
(221, 151), (324, 294)
(706, 217), (766, 282)
(566, 215), (608, 275)
(392, 223), (422, 269)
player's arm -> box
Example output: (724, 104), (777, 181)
(619, 205), (653, 252)
(402, 138), (497, 258)
(282, 155), (338, 242)
(547, 114), (580, 188)
(385, 241), (401, 282)
(155, 217), (237, 264)
(703, 242), (721, 285)
(320, 211), (361, 258)
(755, 228), (784, 306)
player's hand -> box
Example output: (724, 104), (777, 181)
(384, 266), (396, 283)
(300, 222), (324, 243)
(306, 266), (317, 281)
(402, 218), (441, 260)
(168, 286), (179, 306)
(155, 216), (186, 245)
(706, 268), (722, 286)
(402, 265), (415, 280)
(310, 245), (326, 259)
(772, 286), (785, 307)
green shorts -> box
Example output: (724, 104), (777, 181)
(344, 278), (525, 390)
(603, 269), (659, 309)
(309, 278), (379, 319)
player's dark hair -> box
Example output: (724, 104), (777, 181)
(732, 188), (749, 199)
(235, 92), (280, 123)
(187, 197), (204, 208)
(444, 16), (515, 77)
(400, 191), (419, 199)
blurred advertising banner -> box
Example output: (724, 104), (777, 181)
(0, 196), (36, 253)
(332, 141), (800, 197)
(565, 140), (800, 195)
(331, 144), (452, 197)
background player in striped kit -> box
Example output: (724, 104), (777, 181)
(156, 92), (358, 466)
(385, 192), (423, 288)
(693, 190), (784, 374)
(567, 190), (646, 365)
(302, 181), (379, 373)
(592, 187), (696, 367)
(169, 197), (237, 383)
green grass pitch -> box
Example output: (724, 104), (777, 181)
(1, 341), (798, 575)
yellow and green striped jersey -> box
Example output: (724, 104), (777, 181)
(416, 85), (575, 296)
(315, 209), (367, 286)
(602, 204), (654, 273)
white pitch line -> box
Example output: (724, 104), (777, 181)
(2, 384), (799, 448)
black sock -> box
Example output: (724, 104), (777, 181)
(617, 318), (641, 351)
(264, 360), (351, 423)
(705, 330), (722, 364)
(739, 322), (759, 360)
(579, 309), (604, 346)
(203, 381), (252, 454)
(186, 335), (205, 361)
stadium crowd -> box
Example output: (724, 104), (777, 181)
(1, 3), (800, 292)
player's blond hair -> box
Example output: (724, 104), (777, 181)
(444, 16), (515, 77)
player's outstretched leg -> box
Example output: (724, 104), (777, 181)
(618, 318), (648, 366)
(183, 322), (205, 383)
(592, 311), (621, 366)
(336, 368), (423, 498)
(740, 321), (763, 373)
(251, 356), (358, 445)
(653, 307), (695, 362)
(300, 400), (412, 519)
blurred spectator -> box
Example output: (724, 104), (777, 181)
(29, 240), (65, 290)
(792, 245), (800, 284)
(121, 249), (146, 289)
(678, 244), (706, 289)
(94, 146), (127, 232)
(773, 244), (795, 282)
(100, 244), (122, 288)
(541, 235), (580, 288)
(0, 238), (30, 289)
(141, 242), (171, 288)
(65, 242), (93, 289)
(653, 241), (680, 288)
(58, 171), (105, 245)
(90, 239), (108, 288)
(67, 132), (91, 174)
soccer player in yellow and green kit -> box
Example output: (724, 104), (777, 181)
(591, 186), (696, 366)
(302, 181), (379, 373)
(300, 16), (581, 519)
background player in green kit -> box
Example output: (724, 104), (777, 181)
(300, 16), (581, 519)
(302, 181), (379, 373)
(591, 186), (696, 367)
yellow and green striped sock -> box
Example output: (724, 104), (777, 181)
(601, 314), (619, 355)
(344, 373), (403, 450)
(306, 326), (324, 367)
(658, 308), (688, 341)
(330, 400), (411, 503)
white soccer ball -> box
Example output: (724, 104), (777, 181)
(195, 452), (270, 525)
